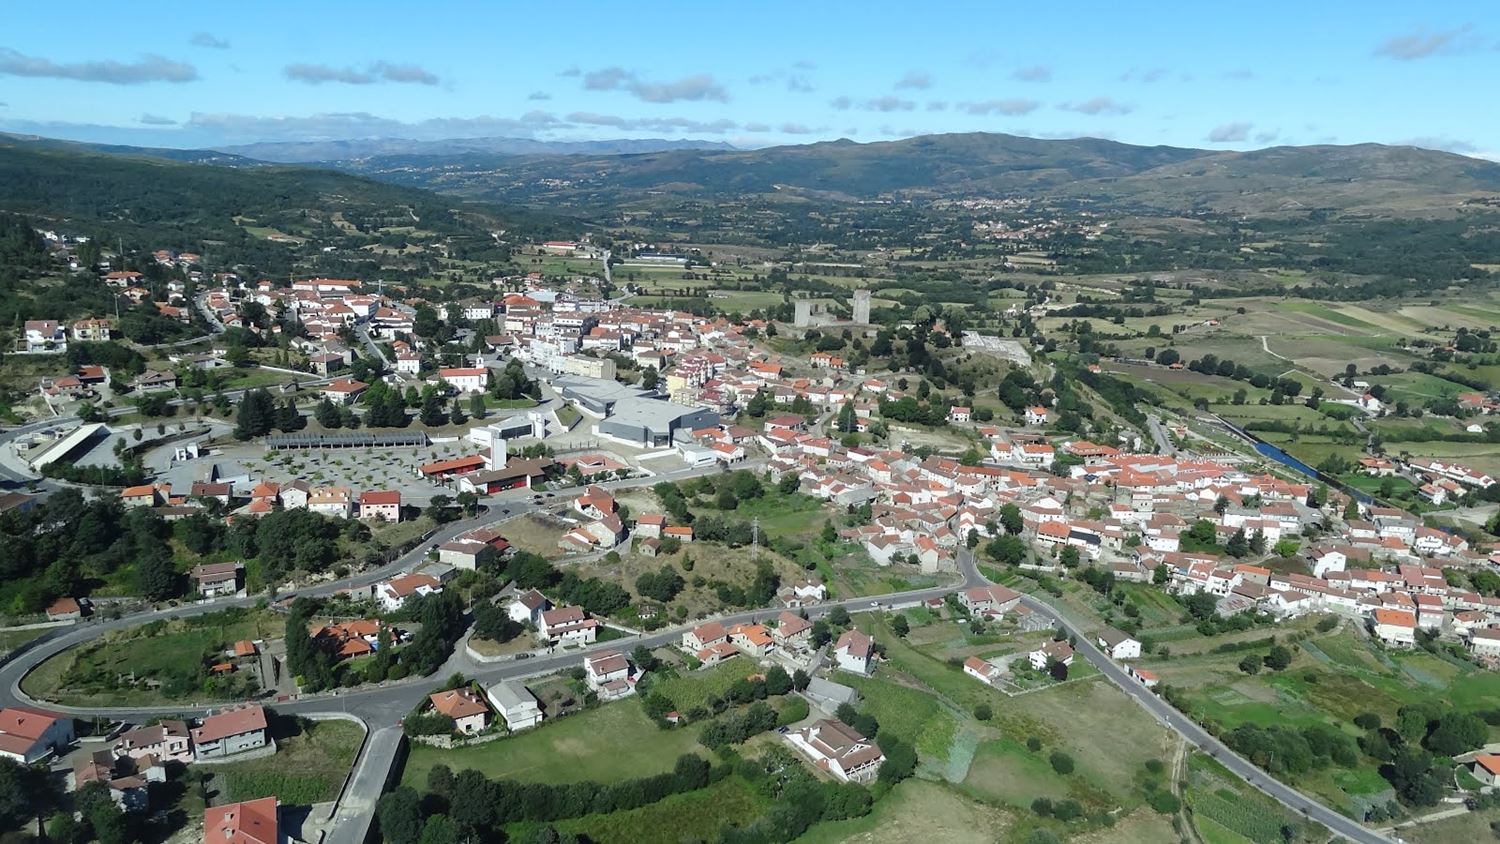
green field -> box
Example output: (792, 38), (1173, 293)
(23, 608), (283, 706)
(217, 716), (363, 806)
(401, 700), (706, 787)
(1182, 754), (1321, 844)
(649, 658), (762, 714)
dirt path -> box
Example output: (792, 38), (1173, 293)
(1171, 736), (1206, 844)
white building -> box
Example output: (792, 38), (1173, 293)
(486, 680), (543, 731)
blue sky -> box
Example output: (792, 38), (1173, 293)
(1, 2), (1496, 157)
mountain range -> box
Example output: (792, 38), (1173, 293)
(4, 130), (1500, 219)
(213, 136), (737, 163)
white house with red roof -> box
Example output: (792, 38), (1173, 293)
(834, 629), (875, 675)
(321, 378), (368, 405)
(429, 688), (490, 734)
(538, 606), (599, 645)
(358, 490), (402, 522)
(0, 707), (73, 763)
(374, 573), (442, 611)
(437, 367), (490, 394)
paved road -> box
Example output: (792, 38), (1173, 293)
(1146, 412), (1176, 457)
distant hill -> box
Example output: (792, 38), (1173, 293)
(0, 136), (566, 243)
(0, 131), (264, 167)
(324, 131), (1500, 214)
(214, 136), (738, 163)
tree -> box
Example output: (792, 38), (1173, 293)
(1264, 645), (1293, 671)
(827, 606), (851, 627)
(449, 401), (467, 426)
(468, 393), (487, 419)
(1226, 528), (1250, 558)
(765, 665), (793, 695)
(1239, 655), (1262, 675)
(999, 503), (1024, 536)
(641, 366), (660, 390)
(792, 669), (811, 691)
(1049, 751), (1075, 775)
(836, 401), (857, 434)
(137, 548), (179, 601)
(420, 392), (447, 427)
(233, 388), (277, 440)
(1344, 498), (1361, 521)
(1059, 546), (1080, 568)
(877, 736), (917, 783)
(891, 615), (910, 637)
(377, 786), (425, 844)
(1048, 659), (1069, 681)
(315, 397), (342, 428)
(974, 704), (993, 721)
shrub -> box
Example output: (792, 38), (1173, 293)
(974, 704), (993, 721)
(1049, 752), (1075, 775)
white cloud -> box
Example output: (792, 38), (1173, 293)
(1206, 122), (1253, 143)
(1059, 97), (1131, 116)
(284, 61), (440, 86)
(962, 99), (1040, 116)
(0, 48), (197, 84)
(189, 33), (230, 49)
(1375, 24), (1479, 60)
(1012, 65), (1051, 83)
(895, 71), (932, 90)
(139, 113), (177, 125)
(582, 67), (727, 102)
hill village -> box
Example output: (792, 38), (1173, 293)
(10, 231), (1500, 841)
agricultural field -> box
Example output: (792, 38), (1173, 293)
(1182, 754), (1324, 844)
(400, 699), (707, 787)
(648, 659), (764, 714)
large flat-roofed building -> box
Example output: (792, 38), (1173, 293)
(553, 375), (648, 416)
(597, 397), (719, 447)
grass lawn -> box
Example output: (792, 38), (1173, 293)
(795, 778), (1015, 844)
(0, 626), (51, 654)
(1401, 807), (1500, 843)
(216, 716), (363, 806)
(23, 608), (283, 706)
(649, 658), (762, 714)
(531, 775), (769, 844)
(401, 701), (705, 787)
(960, 736), (1073, 807)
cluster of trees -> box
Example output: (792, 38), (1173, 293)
(635, 566), (685, 602)
(877, 395), (951, 427)
(378, 755), (721, 843)
(233, 388), (304, 440)
(224, 508), (348, 582)
(643, 665), (805, 726)
(503, 550), (630, 617)
(699, 701), (778, 749)
(0, 489), (191, 612)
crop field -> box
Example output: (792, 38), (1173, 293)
(649, 659), (762, 714)
(528, 775), (770, 844)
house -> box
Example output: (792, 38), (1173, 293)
(306, 485), (352, 519)
(960, 584), (1021, 615)
(23, 320), (66, 352)
(321, 378), (369, 405)
(1024, 406), (1050, 426)
(1029, 640), (1075, 671)
(683, 621), (728, 653)
(574, 485), (616, 518)
(1096, 628), (1142, 660)
(962, 655), (1004, 685)
(0, 707), (74, 763)
(1370, 608), (1417, 648)
(486, 680), (543, 732)
(635, 513), (666, 539)
(429, 689), (490, 734)
(834, 629), (875, 675)
(508, 589), (552, 626)
(121, 484), (162, 508)
(787, 719), (885, 783)
(727, 623), (776, 657)
(1127, 666), (1160, 688)
(374, 573), (442, 612)
(45, 596), (86, 621)
(71, 318), (112, 342)
(113, 720), (192, 765)
(948, 406), (972, 423)
(192, 562), (243, 597)
(438, 367), (490, 394)
(72, 750), (151, 813)
(778, 579), (828, 608)
(584, 651), (635, 700)
(205, 796), (279, 844)
(358, 490), (402, 522)
(1468, 628), (1500, 660)
(538, 606), (599, 645)
(130, 369), (178, 393)
(191, 705), (268, 760)
(772, 611), (813, 650)
(1472, 754), (1500, 787)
